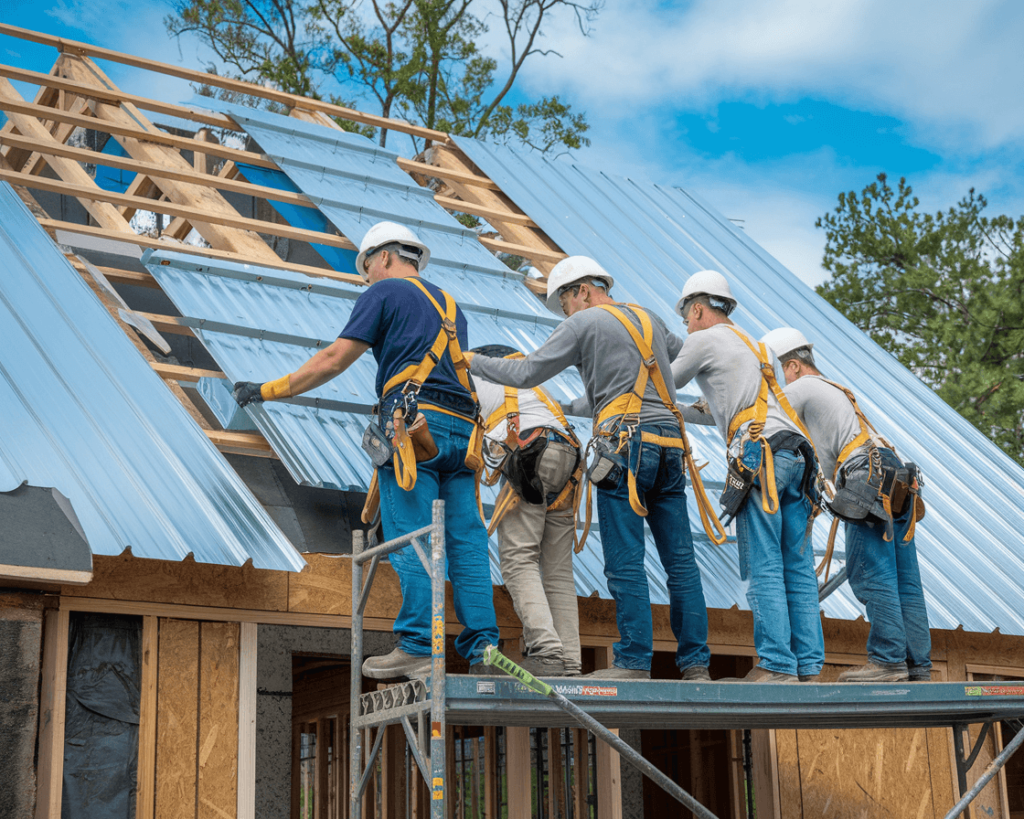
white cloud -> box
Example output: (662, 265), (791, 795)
(524, 0), (1024, 154)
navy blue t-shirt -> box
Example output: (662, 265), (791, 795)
(339, 277), (472, 409)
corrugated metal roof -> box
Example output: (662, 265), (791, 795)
(0, 183), (305, 572)
(455, 136), (1024, 635)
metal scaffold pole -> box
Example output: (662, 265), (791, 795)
(349, 500), (447, 819)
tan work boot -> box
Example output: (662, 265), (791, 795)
(582, 666), (651, 680)
(362, 648), (431, 681)
(837, 662), (909, 683)
(681, 665), (712, 682)
(720, 666), (798, 683)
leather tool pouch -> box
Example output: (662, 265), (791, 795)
(407, 413), (439, 462)
(361, 421), (394, 468)
(586, 435), (625, 490)
(826, 478), (876, 522)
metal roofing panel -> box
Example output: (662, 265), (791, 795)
(0, 183), (305, 572)
(143, 247), (704, 598)
(455, 136), (1024, 635)
(191, 100), (549, 319)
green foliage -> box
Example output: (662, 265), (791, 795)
(166, 0), (599, 151)
(816, 173), (1024, 465)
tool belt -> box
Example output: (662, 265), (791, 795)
(359, 278), (485, 526)
(826, 448), (925, 541)
(719, 430), (818, 524)
(589, 304), (728, 546)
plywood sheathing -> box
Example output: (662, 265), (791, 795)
(155, 618), (200, 818)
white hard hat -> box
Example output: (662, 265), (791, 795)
(675, 270), (737, 316)
(545, 256), (615, 316)
(761, 327), (813, 359)
(355, 221), (431, 281)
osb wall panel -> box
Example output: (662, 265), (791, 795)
(156, 618), (199, 819)
(198, 621), (240, 819)
(63, 554), (289, 611)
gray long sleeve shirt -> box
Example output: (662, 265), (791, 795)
(784, 375), (870, 479)
(470, 304), (684, 427)
(671, 323), (800, 451)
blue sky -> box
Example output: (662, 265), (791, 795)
(4, 0), (1024, 286)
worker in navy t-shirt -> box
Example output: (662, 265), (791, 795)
(233, 221), (499, 681)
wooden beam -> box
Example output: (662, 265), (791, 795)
(0, 77), (134, 232)
(1, 168), (357, 251)
(0, 62), (239, 131)
(35, 608), (69, 819)
(0, 24), (449, 143)
(206, 430), (275, 456)
(593, 646), (622, 819)
(135, 313), (194, 337)
(433, 193), (537, 228)
(0, 93), (279, 172)
(396, 157), (501, 191)
(506, 727), (531, 819)
(42, 219), (366, 286)
(426, 145), (566, 274)
(237, 622), (257, 819)
(137, 615), (158, 819)
(152, 362), (224, 382)
(65, 257), (159, 288)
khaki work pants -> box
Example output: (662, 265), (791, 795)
(497, 440), (582, 674)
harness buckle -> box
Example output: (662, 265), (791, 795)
(644, 354), (657, 368)
(441, 317), (457, 338)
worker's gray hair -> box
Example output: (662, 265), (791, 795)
(689, 293), (735, 317)
(779, 346), (817, 368)
(373, 241), (423, 267)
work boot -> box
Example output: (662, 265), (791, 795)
(582, 666), (651, 680)
(681, 665), (711, 682)
(519, 656), (566, 677)
(798, 674), (821, 683)
(719, 666), (798, 683)
(837, 661), (909, 683)
(466, 662), (495, 676)
(362, 648), (431, 681)
(908, 665), (932, 682)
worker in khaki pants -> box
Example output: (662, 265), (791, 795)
(472, 345), (582, 677)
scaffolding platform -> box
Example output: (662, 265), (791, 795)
(444, 676), (1024, 730)
(349, 503), (1024, 819)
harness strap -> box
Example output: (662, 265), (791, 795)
(820, 378), (893, 481)
(725, 327), (822, 515)
(593, 304), (727, 545)
(374, 278), (485, 519)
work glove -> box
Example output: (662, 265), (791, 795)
(233, 381), (265, 408)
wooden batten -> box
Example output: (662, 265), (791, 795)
(35, 608), (70, 819)
(137, 615), (158, 819)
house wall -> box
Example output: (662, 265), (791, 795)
(10, 554), (1024, 819)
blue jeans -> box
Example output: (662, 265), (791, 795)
(736, 451), (825, 676)
(845, 507), (931, 669)
(595, 422), (710, 672)
(378, 410), (500, 663)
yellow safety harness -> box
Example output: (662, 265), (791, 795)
(815, 378), (923, 582)
(480, 356), (590, 551)
(724, 327), (820, 516)
(592, 304), (728, 546)
(359, 277), (485, 525)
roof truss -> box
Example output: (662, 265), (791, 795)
(0, 24), (568, 459)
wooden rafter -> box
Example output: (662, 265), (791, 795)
(0, 25), (575, 461)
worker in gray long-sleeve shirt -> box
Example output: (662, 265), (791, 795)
(671, 270), (824, 683)
(469, 256), (712, 681)
(762, 327), (931, 683)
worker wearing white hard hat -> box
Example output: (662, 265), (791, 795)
(470, 255), (716, 682)
(671, 271), (825, 683)
(762, 328), (931, 683)
(234, 221), (498, 681)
